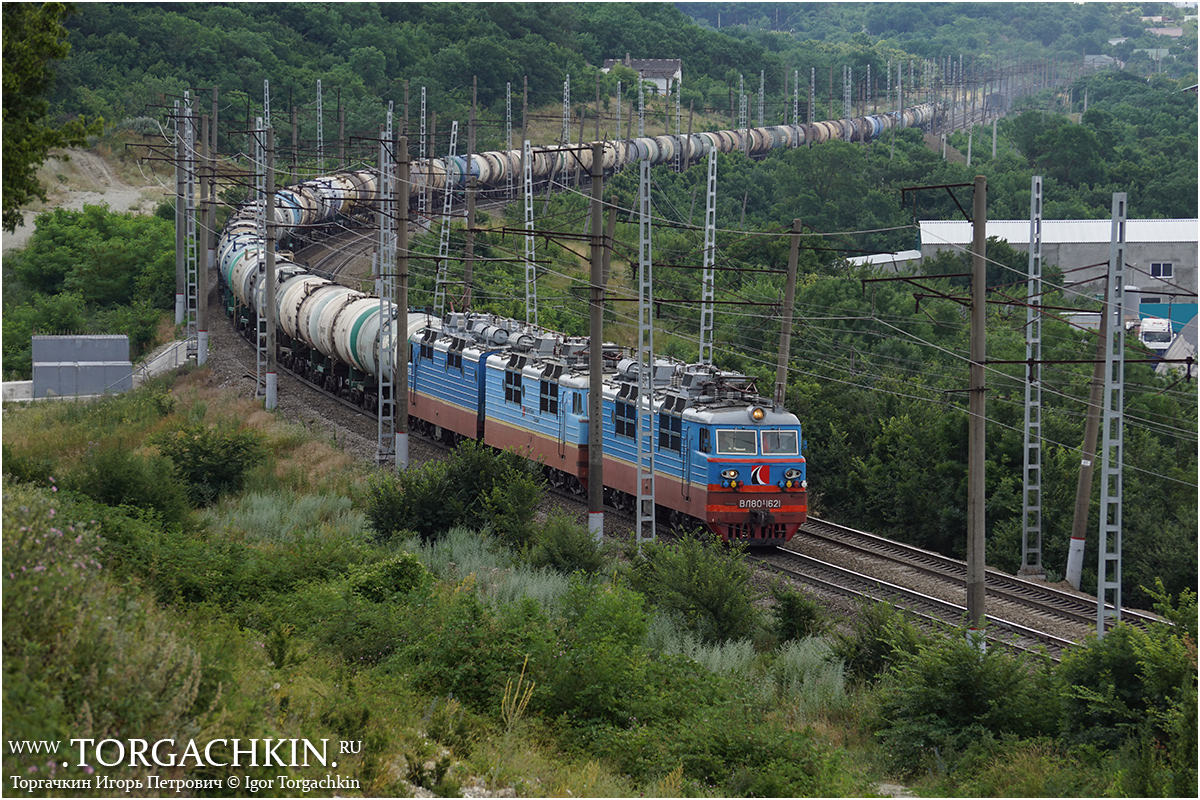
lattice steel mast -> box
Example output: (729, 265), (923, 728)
(434, 120), (458, 316)
(1021, 176), (1045, 577)
(636, 158), (656, 550)
(1097, 193), (1128, 637)
(377, 103), (396, 466)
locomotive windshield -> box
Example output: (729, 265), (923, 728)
(716, 429), (758, 455)
(762, 430), (799, 455)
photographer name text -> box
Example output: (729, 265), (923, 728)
(10, 774), (361, 794)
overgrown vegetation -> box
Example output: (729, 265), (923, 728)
(2, 204), (175, 379)
(4, 371), (1195, 796)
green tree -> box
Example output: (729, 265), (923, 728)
(2, 2), (102, 232)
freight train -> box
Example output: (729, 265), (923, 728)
(218, 101), (942, 544)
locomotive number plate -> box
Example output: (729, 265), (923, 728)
(737, 498), (781, 509)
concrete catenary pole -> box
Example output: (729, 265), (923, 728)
(396, 134), (410, 471)
(588, 141), (606, 540)
(1067, 303), (1108, 589)
(264, 128), (277, 410)
(198, 112), (210, 366)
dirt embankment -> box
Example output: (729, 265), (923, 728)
(3, 148), (169, 253)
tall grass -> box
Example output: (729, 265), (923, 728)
(404, 527), (571, 609)
(205, 490), (366, 542)
(647, 612), (758, 674)
(769, 637), (849, 718)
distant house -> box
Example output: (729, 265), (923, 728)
(1148, 26), (1185, 37)
(601, 55), (682, 94)
(1108, 37), (1129, 45)
(1083, 54), (1123, 70)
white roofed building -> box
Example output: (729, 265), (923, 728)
(919, 219), (1198, 299)
(601, 55), (682, 94)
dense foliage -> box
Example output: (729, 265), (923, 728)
(46, 1), (1196, 154)
(2, 204), (174, 379)
(679, 2), (1197, 84)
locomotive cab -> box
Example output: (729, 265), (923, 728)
(695, 405), (807, 546)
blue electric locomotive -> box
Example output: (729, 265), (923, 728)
(408, 312), (807, 544)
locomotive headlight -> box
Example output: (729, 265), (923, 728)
(784, 468), (803, 480)
(749, 406), (766, 422)
(721, 468), (740, 481)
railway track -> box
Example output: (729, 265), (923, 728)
(750, 546), (1076, 660)
(760, 516), (1163, 660)
(798, 517), (1160, 632)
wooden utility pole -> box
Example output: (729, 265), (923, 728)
(967, 175), (987, 634)
(396, 134), (410, 471)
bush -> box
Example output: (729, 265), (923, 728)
(152, 422), (265, 507)
(2, 485), (204, 780)
(1057, 584), (1197, 796)
(921, 737), (1110, 797)
(362, 441), (543, 545)
(349, 553), (428, 602)
(871, 632), (1061, 775)
(625, 535), (760, 644)
(1, 443), (56, 486)
(829, 597), (924, 681)
(404, 589), (554, 712)
(538, 578), (652, 727)
(771, 583), (828, 642)
(64, 441), (191, 528)
(524, 512), (610, 575)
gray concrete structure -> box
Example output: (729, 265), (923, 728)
(919, 219), (1198, 301)
(31, 335), (132, 398)
(5, 338), (190, 403)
